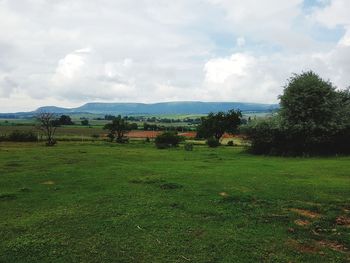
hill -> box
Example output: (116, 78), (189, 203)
(0, 101), (279, 118)
(37, 101), (278, 114)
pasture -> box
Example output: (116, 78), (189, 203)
(0, 142), (349, 262)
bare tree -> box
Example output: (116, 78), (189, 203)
(36, 112), (58, 146)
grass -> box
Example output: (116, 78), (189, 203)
(0, 142), (349, 262)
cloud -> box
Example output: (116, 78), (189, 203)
(0, 76), (18, 97)
(236, 37), (246, 48)
(0, 0), (349, 111)
(203, 47), (350, 103)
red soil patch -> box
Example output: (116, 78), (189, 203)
(126, 131), (161, 138)
(286, 239), (319, 254)
(125, 130), (198, 139)
(178, 132), (197, 138)
(317, 240), (348, 253)
(336, 216), (350, 227)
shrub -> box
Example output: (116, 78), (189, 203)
(155, 132), (182, 149)
(227, 140), (234, 146)
(207, 137), (220, 148)
(116, 137), (129, 144)
(243, 118), (284, 155)
(81, 119), (89, 126)
(184, 142), (194, 151)
(8, 130), (38, 142)
(145, 137), (150, 143)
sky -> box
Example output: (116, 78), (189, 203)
(0, 0), (350, 112)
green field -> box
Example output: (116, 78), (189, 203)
(0, 142), (349, 262)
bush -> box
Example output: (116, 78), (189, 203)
(116, 137), (129, 144)
(8, 130), (38, 142)
(184, 142), (194, 151)
(155, 132), (182, 149)
(207, 137), (220, 148)
(244, 117), (350, 156)
(145, 137), (150, 143)
(243, 118), (284, 155)
(227, 141), (234, 146)
(81, 119), (89, 126)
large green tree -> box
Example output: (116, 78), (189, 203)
(245, 71), (350, 155)
(279, 71), (340, 133)
(197, 109), (242, 140)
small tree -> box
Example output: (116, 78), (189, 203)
(81, 119), (89, 126)
(36, 112), (58, 146)
(197, 109), (242, 140)
(58, 115), (74, 125)
(103, 115), (130, 142)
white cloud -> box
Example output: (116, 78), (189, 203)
(312, 0), (350, 28)
(0, 0), (350, 111)
(204, 53), (254, 83)
(236, 37), (246, 47)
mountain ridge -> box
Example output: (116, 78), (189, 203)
(1, 101), (279, 117)
(36, 101), (279, 114)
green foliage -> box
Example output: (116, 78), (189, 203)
(206, 137), (220, 147)
(103, 115), (131, 142)
(243, 117), (284, 155)
(81, 119), (89, 126)
(8, 130), (38, 142)
(197, 109), (242, 140)
(280, 71), (341, 135)
(0, 130), (38, 142)
(244, 72), (350, 155)
(128, 122), (138, 130)
(155, 132), (182, 149)
(53, 115), (74, 126)
(116, 137), (129, 144)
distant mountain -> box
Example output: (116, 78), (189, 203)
(1, 101), (279, 118)
(36, 102), (279, 114)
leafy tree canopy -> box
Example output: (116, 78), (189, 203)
(103, 115), (131, 142)
(197, 109), (242, 140)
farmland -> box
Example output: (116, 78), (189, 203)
(0, 141), (349, 262)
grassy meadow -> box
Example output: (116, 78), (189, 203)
(0, 142), (349, 262)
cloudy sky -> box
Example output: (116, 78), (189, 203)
(0, 0), (350, 112)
